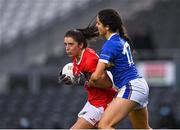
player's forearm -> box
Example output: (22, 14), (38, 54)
(88, 80), (112, 89)
(88, 73), (112, 89)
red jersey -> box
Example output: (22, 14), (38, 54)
(72, 48), (117, 109)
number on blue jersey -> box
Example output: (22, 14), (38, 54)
(122, 42), (134, 66)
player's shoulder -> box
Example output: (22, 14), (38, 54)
(103, 40), (117, 51)
(105, 37), (124, 50)
(85, 48), (98, 56)
(84, 48), (98, 64)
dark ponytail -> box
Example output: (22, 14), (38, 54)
(76, 14), (99, 40)
(118, 25), (135, 52)
(77, 24), (99, 40)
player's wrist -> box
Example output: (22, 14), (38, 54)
(87, 80), (93, 87)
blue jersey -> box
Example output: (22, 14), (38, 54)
(99, 33), (139, 88)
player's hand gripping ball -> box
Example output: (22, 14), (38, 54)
(58, 62), (86, 85)
(58, 63), (74, 85)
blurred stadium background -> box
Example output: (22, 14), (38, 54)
(0, 0), (180, 128)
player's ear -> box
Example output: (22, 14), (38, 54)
(79, 42), (84, 49)
(105, 25), (110, 31)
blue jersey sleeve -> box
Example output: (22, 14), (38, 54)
(99, 41), (115, 64)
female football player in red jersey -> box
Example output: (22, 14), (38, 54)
(59, 28), (117, 129)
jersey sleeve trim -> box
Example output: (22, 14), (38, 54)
(99, 59), (109, 64)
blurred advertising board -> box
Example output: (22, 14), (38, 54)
(136, 61), (176, 87)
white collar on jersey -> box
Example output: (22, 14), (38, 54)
(76, 48), (85, 65)
(108, 33), (118, 40)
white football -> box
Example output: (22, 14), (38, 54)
(62, 62), (74, 80)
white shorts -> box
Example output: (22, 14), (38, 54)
(78, 101), (104, 126)
(116, 77), (149, 109)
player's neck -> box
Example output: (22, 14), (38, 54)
(76, 53), (81, 63)
(76, 49), (85, 64)
(105, 31), (114, 40)
(106, 32), (118, 40)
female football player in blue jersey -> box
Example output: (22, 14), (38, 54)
(87, 9), (151, 129)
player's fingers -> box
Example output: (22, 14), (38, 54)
(61, 75), (69, 83)
(60, 74), (66, 80)
(58, 74), (69, 84)
(59, 70), (62, 75)
(64, 80), (72, 85)
(62, 76), (70, 81)
(64, 76), (73, 84)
